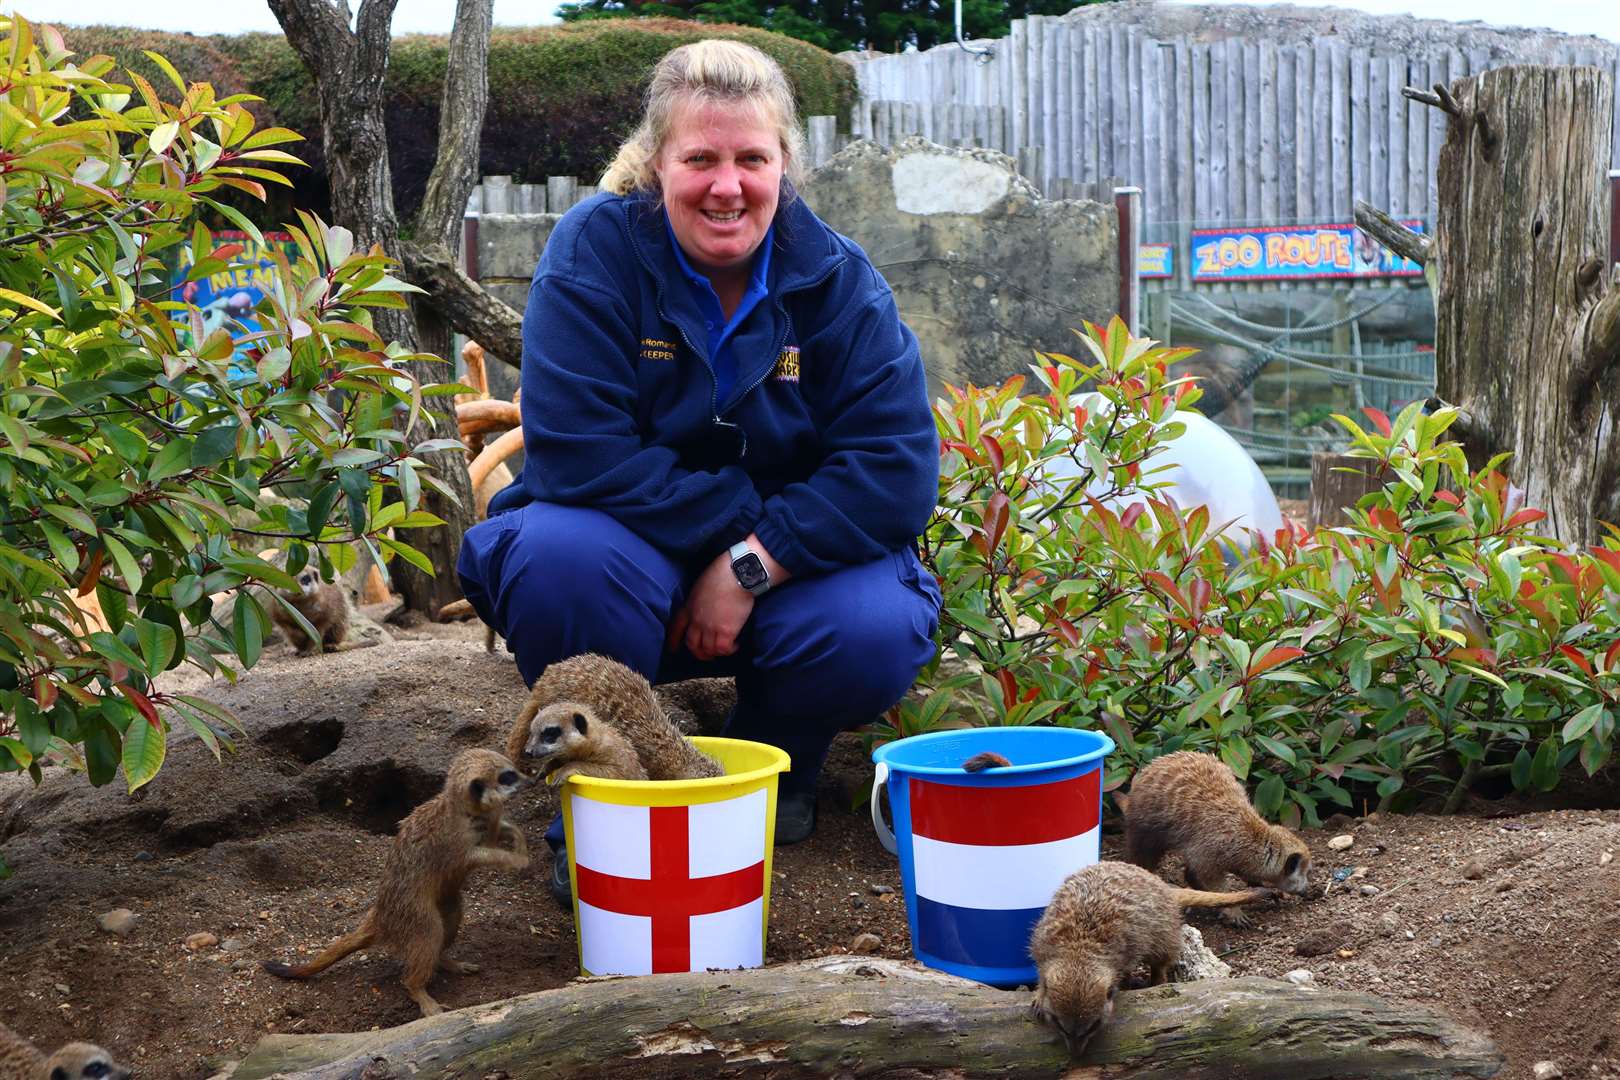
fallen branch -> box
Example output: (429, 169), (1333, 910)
(1354, 199), (1434, 266)
(1403, 81), (1464, 119)
(231, 958), (1502, 1080)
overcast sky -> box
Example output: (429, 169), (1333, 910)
(0, 0), (1613, 40)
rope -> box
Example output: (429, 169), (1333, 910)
(1167, 301), (1436, 388)
(1187, 290), (1405, 336)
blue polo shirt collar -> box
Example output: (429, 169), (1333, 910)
(665, 213), (773, 410)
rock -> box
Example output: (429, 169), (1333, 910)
(1532, 1062), (1563, 1080)
(133, 851), (154, 862)
(185, 931), (219, 951)
(1170, 924), (1231, 981)
(220, 937), (247, 954)
(1284, 969), (1316, 986)
(868, 884), (894, 896)
(849, 932), (882, 955)
(54, 983), (69, 995)
(232, 958), (257, 973)
(1377, 912), (1402, 937)
(1600, 851), (1614, 867)
(1359, 884), (1381, 896)
(1294, 922), (1353, 957)
(97, 909), (140, 936)
(1461, 858), (1486, 880)
(1326, 834), (1355, 851)
(1494, 879), (1514, 893)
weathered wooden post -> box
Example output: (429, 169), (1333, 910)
(1355, 65), (1620, 544)
(1309, 453), (1390, 529)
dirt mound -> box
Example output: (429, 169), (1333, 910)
(0, 618), (1614, 1079)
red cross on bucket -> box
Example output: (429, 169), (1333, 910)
(574, 804), (765, 972)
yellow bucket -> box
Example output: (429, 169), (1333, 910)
(559, 736), (791, 976)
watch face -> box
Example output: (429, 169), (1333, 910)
(733, 552), (768, 590)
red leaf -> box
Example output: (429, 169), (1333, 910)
(1361, 406), (1393, 437)
(1434, 490), (1462, 506)
(76, 547), (104, 597)
(1142, 571), (1190, 614)
(1590, 546), (1620, 575)
(1083, 660), (1102, 687)
(1550, 554), (1581, 586)
(32, 675), (56, 711)
(1504, 508), (1547, 530)
(1606, 640), (1620, 673)
(1188, 578), (1212, 618)
(117, 683), (162, 728)
(1120, 503), (1145, 529)
(1073, 405), (1089, 430)
(210, 243), (244, 261)
(994, 668), (1018, 709)
(1051, 618), (1080, 646)
(979, 434), (1005, 475)
(1558, 645), (1594, 677)
(984, 491), (1010, 554)
(1247, 646), (1305, 679)
(1020, 685), (1040, 704)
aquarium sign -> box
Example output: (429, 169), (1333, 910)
(1137, 243), (1174, 279)
(1190, 221), (1426, 282)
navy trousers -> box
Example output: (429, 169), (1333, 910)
(457, 501), (941, 824)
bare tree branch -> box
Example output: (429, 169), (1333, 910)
(353, 0), (402, 91)
(264, 0), (354, 74)
(414, 0), (493, 254)
(401, 238), (525, 368)
(1354, 199), (1433, 266)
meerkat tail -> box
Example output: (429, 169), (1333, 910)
(1170, 885), (1277, 910)
(1113, 791), (1130, 814)
(962, 751), (1012, 772)
(439, 598), (476, 621)
(262, 922), (375, 980)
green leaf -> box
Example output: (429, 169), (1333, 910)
(132, 618), (177, 674)
(147, 437), (191, 483)
(43, 504), (98, 535)
(379, 537), (435, 577)
(83, 718), (120, 787)
(100, 534), (143, 596)
(120, 712), (166, 792)
(148, 120), (180, 154)
(39, 521), (78, 574)
(1253, 734), (1297, 766)
(88, 630), (146, 672)
(1529, 739), (1560, 792)
(232, 591), (264, 669)
(1561, 702), (1603, 743)
(1219, 736), (1252, 781)
(1253, 773), (1285, 817)
(191, 423), (239, 468)
(0, 736), (31, 769)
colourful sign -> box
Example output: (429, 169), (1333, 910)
(170, 230), (296, 363)
(1189, 221), (1425, 282)
(1138, 242), (1174, 279)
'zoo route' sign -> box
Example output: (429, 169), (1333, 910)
(1190, 221), (1425, 282)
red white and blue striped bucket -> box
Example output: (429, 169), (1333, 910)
(871, 727), (1113, 987)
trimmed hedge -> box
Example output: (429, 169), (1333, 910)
(61, 20), (858, 224)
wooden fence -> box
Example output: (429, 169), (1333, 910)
(848, 15), (1620, 228)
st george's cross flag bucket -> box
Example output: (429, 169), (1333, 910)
(870, 726), (1113, 987)
(559, 736), (790, 976)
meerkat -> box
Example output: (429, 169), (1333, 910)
(526, 702), (648, 784)
(263, 748), (531, 1017)
(0, 1020), (130, 1080)
(1030, 861), (1277, 1056)
(961, 750), (1012, 772)
(437, 597), (498, 654)
(506, 653), (723, 781)
(269, 566), (350, 656)
(1117, 750), (1312, 926)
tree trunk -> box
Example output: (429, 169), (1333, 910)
(1357, 65), (1620, 543)
(268, 0), (484, 619)
(400, 239), (525, 368)
(229, 959), (1501, 1080)
(1309, 452), (1390, 529)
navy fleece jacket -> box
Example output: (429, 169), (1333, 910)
(486, 191), (939, 578)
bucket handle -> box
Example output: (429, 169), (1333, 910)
(870, 761), (897, 855)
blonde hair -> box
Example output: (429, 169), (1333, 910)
(599, 39), (806, 198)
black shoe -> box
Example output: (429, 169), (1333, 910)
(550, 845), (573, 908)
(774, 792), (817, 846)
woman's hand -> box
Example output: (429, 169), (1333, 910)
(666, 534), (790, 662)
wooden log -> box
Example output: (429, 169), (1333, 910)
(469, 426), (523, 495)
(1310, 452), (1390, 529)
(454, 399), (521, 432)
(230, 960), (1502, 1080)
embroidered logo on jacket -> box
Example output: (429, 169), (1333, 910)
(773, 345), (801, 382)
(639, 338), (677, 362)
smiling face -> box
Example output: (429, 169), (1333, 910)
(654, 97), (783, 286)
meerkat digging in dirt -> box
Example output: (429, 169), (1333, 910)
(507, 653), (723, 780)
(1030, 861), (1278, 1056)
(0, 1020), (130, 1080)
(1116, 750), (1312, 926)
(262, 749), (530, 1016)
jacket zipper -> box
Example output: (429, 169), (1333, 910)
(719, 261), (841, 419)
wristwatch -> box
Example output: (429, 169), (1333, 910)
(729, 541), (771, 597)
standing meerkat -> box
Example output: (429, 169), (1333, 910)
(0, 1021), (130, 1080)
(525, 702), (648, 784)
(1030, 861), (1277, 1056)
(1117, 750), (1312, 926)
(506, 654), (723, 780)
(269, 566), (350, 656)
(262, 749), (531, 1016)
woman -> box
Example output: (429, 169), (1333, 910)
(457, 40), (940, 894)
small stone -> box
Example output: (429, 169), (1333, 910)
(185, 932), (219, 951)
(1293, 922), (1352, 957)
(1336, 948), (1356, 959)
(54, 983), (69, 996)
(232, 959), (256, 973)
(1326, 834), (1355, 851)
(1360, 884), (1381, 896)
(849, 932), (882, 955)
(1377, 912), (1402, 937)
(1284, 969), (1316, 986)
(220, 937), (247, 954)
(1600, 851), (1614, 867)
(1461, 859), (1486, 880)
(868, 884), (894, 896)
(133, 851), (154, 863)
(1171, 924), (1231, 981)
(1404, 930), (1415, 940)
(1495, 879), (1514, 893)
(1532, 1062), (1563, 1080)
(97, 909), (140, 936)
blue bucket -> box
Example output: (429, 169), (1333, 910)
(870, 726), (1113, 988)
